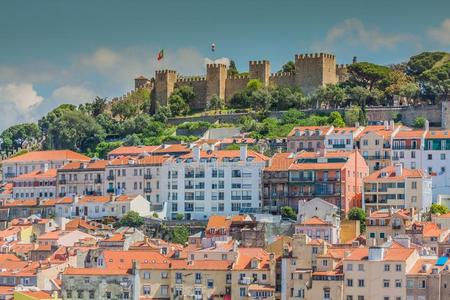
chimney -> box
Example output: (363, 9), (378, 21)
(240, 144), (248, 161)
(193, 147), (201, 162)
(383, 120), (389, 130)
(394, 163), (403, 177)
(424, 119), (430, 131)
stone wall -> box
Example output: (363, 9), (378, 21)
(175, 78), (207, 110)
(295, 53), (337, 94)
(269, 72), (295, 88)
(225, 76), (250, 101)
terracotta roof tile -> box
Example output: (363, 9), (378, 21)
(13, 169), (57, 180)
(60, 160), (108, 171)
(3, 150), (90, 163)
(364, 165), (427, 181)
(108, 145), (161, 156)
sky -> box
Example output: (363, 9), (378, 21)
(0, 0), (450, 130)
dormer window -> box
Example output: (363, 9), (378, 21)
(251, 259), (259, 269)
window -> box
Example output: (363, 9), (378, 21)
(144, 272), (150, 279)
(411, 151), (416, 158)
(383, 280), (390, 288)
(323, 288), (330, 299)
(347, 296), (353, 300)
(240, 288), (246, 297)
(77, 290), (84, 298)
(411, 182), (417, 189)
(123, 292), (129, 299)
(347, 264), (353, 271)
(380, 232), (385, 239)
(195, 272), (202, 284)
(358, 297), (364, 300)
(161, 285), (168, 296)
(428, 154), (433, 160)
(347, 279), (353, 287)
(161, 271), (168, 279)
(384, 264), (390, 272)
(396, 264), (402, 271)
(442, 153), (446, 160)
(395, 280), (402, 288)
(407, 279), (414, 289)
(419, 279), (426, 288)
(358, 279), (365, 287)
(207, 279), (214, 288)
(143, 286), (151, 295)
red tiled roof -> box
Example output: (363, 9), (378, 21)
(364, 165), (427, 181)
(108, 145), (161, 156)
(13, 169), (57, 180)
(288, 126), (332, 137)
(3, 150), (90, 163)
(179, 149), (269, 163)
(301, 216), (328, 225)
(60, 160), (108, 171)
(426, 130), (450, 139)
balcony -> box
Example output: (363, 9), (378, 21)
(58, 179), (67, 184)
(144, 187), (152, 193)
(107, 175), (115, 180)
(364, 155), (390, 160)
(58, 193), (66, 197)
(290, 177), (315, 182)
(231, 196), (241, 200)
(107, 188), (115, 193)
(185, 185), (194, 189)
(195, 185), (205, 189)
(144, 174), (152, 180)
(195, 173), (205, 178)
(94, 178), (102, 184)
(185, 173), (195, 178)
(242, 196), (252, 200)
(4, 172), (16, 178)
(392, 225), (402, 230)
(332, 144), (346, 149)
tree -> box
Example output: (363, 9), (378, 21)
(228, 60), (239, 76)
(0, 123), (41, 152)
(246, 79), (263, 92)
(271, 87), (305, 110)
(430, 203), (449, 215)
(208, 94), (224, 112)
(94, 141), (123, 159)
(175, 213), (184, 220)
(406, 52), (449, 77)
(311, 84), (346, 108)
(111, 99), (139, 121)
(171, 226), (189, 244)
(229, 90), (251, 109)
(91, 96), (108, 117)
(249, 89), (272, 114)
(281, 109), (306, 125)
(280, 206), (297, 220)
(328, 111), (345, 128)
(153, 105), (172, 123)
(123, 134), (142, 146)
(419, 62), (450, 101)
(38, 104), (77, 136)
(413, 117), (427, 129)
(347, 87), (371, 125)
(385, 70), (419, 99)
(345, 105), (364, 126)
(348, 207), (366, 232)
(281, 61), (295, 73)
(172, 86), (195, 105)
(117, 211), (144, 228)
(169, 94), (190, 116)
(44, 109), (105, 152)
(347, 62), (391, 91)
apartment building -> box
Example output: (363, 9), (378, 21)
(365, 209), (415, 245)
(54, 195), (150, 219)
(324, 127), (364, 151)
(295, 216), (339, 244)
(343, 245), (420, 300)
(287, 126), (334, 152)
(357, 122), (401, 172)
(104, 155), (170, 211)
(11, 168), (57, 199)
(363, 164), (432, 212)
(263, 150), (368, 214)
(165, 146), (269, 220)
(57, 159), (107, 197)
(391, 129), (426, 170)
(2, 150), (90, 182)
(423, 130), (450, 200)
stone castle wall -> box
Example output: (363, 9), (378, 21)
(137, 52), (346, 111)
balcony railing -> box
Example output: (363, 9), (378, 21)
(4, 172), (16, 178)
(94, 178), (102, 184)
(332, 144), (346, 149)
(107, 175), (115, 180)
(58, 179), (67, 184)
(363, 155), (390, 160)
(144, 187), (152, 193)
(185, 173), (195, 178)
(144, 174), (152, 180)
(185, 185), (194, 189)
(106, 188), (115, 193)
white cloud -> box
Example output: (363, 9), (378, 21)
(428, 19), (450, 45)
(51, 85), (96, 105)
(0, 83), (44, 129)
(312, 18), (415, 52)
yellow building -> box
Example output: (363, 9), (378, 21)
(340, 219), (360, 244)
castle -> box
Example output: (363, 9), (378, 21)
(134, 52), (349, 112)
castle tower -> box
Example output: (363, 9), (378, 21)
(134, 75), (150, 90)
(249, 60), (271, 86)
(206, 63), (227, 100)
(294, 53), (337, 94)
(154, 70), (177, 108)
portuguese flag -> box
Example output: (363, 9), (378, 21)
(157, 49), (164, 61)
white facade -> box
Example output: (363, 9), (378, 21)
(166, 146), (268, 220)
(104, 156), (169, 211)
(422, 147), (450, 200)
(297, 197), (340, 227)
(324, 127), (363, 151)
(11, 169), (57, 199)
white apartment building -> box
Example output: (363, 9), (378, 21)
(391, 129), (426, 171)
(55, 194), (150, 219)
(324, 126), (363, 151)
(11, 168), (57, 199)
(2, 150), (90, 182)
(57, 160), (107, 197)
(166, 146), (269, 220)
(104, 155), (170, 211)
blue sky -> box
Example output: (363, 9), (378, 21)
(0, 0), (449, 130)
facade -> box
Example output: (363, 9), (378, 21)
(295, 216), (339, 244)
(324, 127), (364, 152)
(166, 146), (269, 220)
(357, 123), (401, 172)
(104, 155), (170, 211)
(287, 126), (333, 153)
(136, 53), (347, 112)
(2, 150), (90, 182)
(366, 209), (415, 245)
(12, 169), (57, 199)
(263, 150), (369, 214)
(57, 160), (107, 197)
(391, 129), (426, 170)
(423, 130), (450, 200)
(363, 164), (432, 212)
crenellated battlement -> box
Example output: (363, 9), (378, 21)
(336, 64), (349, 69)
(206, 63), (227, 69)
(249, 60), (270, 65)
(270, 72), (294, 78)
(227, 74), (250, 80)
(155, 70), (177, 75)
(176, 76), (207, 82)
(295, 53), (335, 60)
